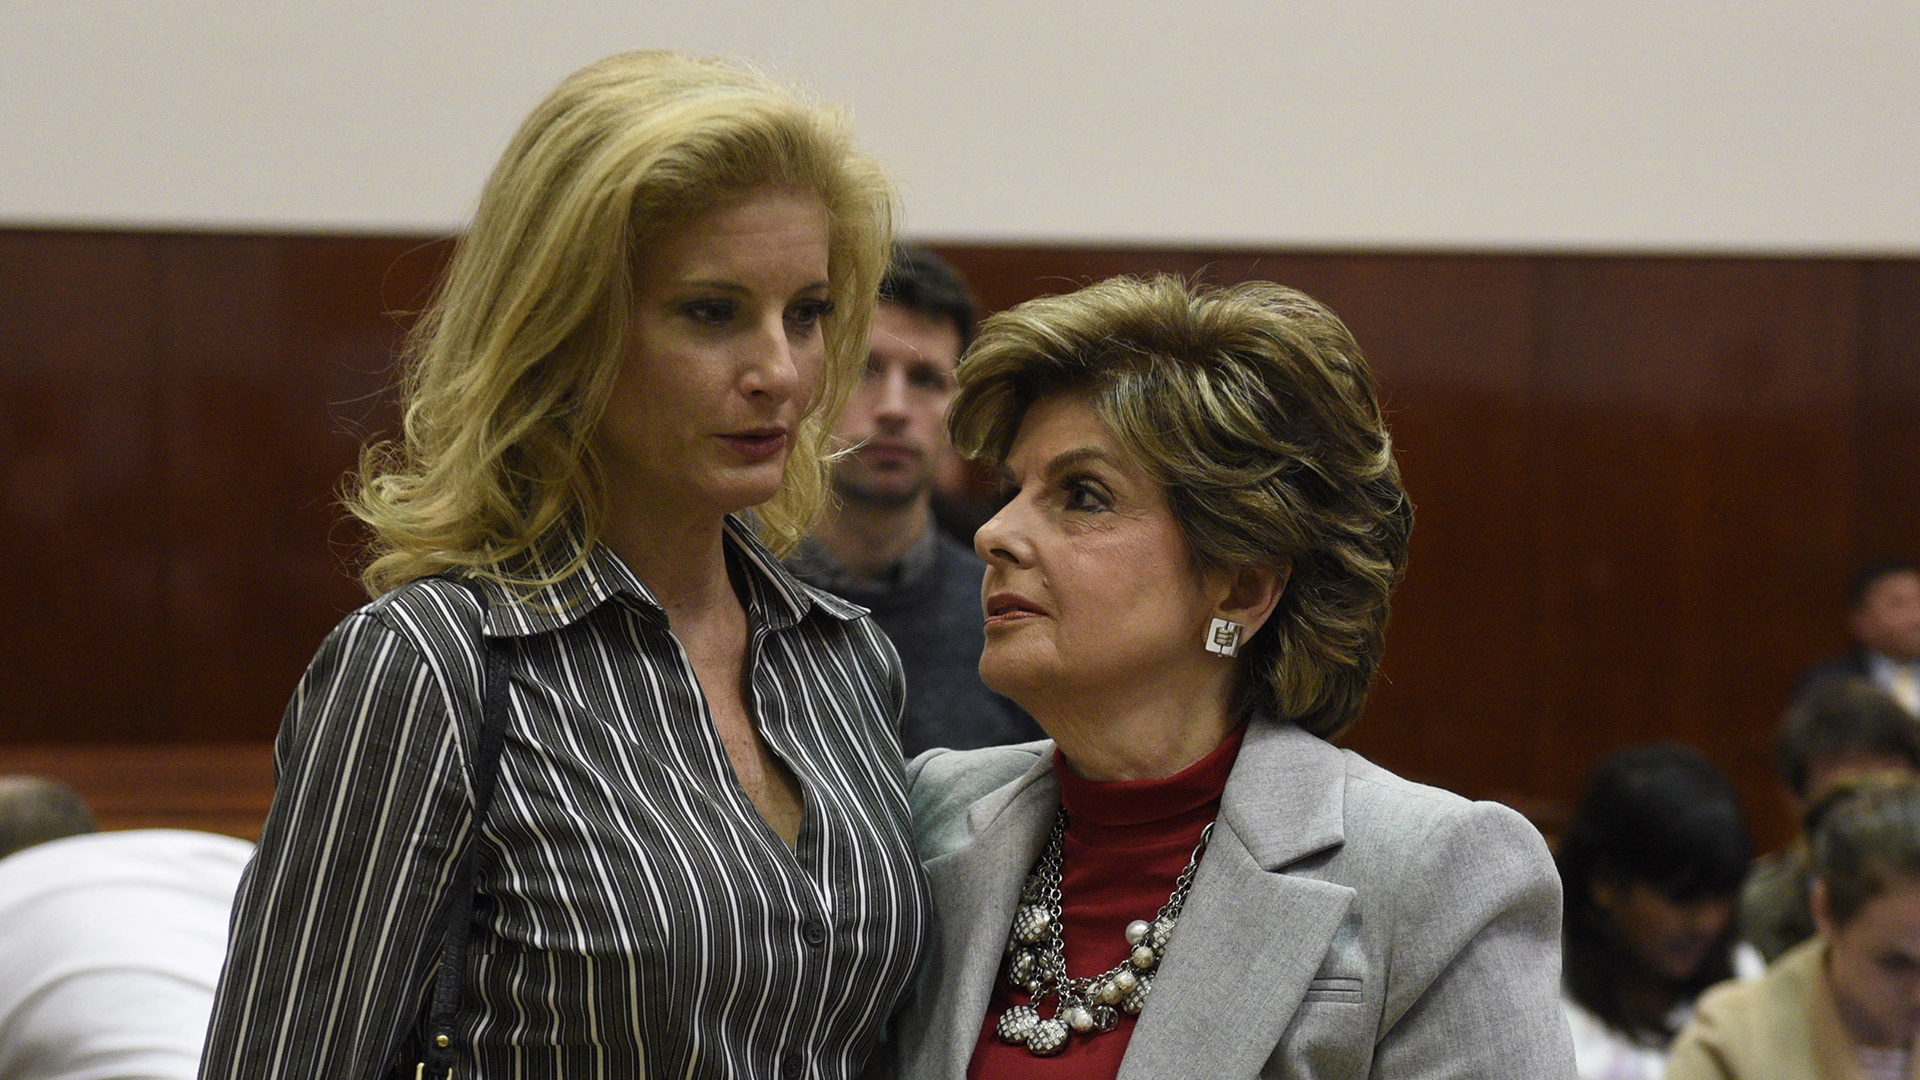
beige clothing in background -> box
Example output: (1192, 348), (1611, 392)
(1666, 939), (1919, 1080)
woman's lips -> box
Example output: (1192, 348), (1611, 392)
(719, 429), (789, 461)
(984, 592), (1045, 628)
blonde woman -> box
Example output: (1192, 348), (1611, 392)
(889, 276), (1574, 1078)
(199, 53), (929, 1078)
(1667, 777), (1920, 1079)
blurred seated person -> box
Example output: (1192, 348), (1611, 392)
(1741, 679), (1920, 962)
(1667, 775), (1920, 1080)
(1559, 746), (1762, 1080)
(1798, 561), (1920, 716)
(0, 776), (252, 1080)
(789, 242), (1039, 755)
(0, 775), (94, 859)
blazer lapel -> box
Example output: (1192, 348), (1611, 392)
(1117, 719), (1355, 1080)
(908, 760), (1060, 1078)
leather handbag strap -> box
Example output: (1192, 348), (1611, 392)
(413, 577), (511, 1080)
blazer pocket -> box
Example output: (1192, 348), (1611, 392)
(1302, 975), (1365, 1004)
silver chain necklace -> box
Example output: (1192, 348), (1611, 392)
(993, 809), (1214, 1057)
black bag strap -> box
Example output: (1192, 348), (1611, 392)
(413, 577), (512, 1080)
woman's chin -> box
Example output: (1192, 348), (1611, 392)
(978, 652), (1049, 714)
(697, 468), (790, 519)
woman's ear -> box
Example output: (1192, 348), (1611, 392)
(1215, 562), (1288, 640)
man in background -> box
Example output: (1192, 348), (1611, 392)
(789, 243), (1040, 756)
(0, 775), (251, 1080)
(1798, 560), (1920, 715)
(0, 775), (94, 860)
(1737, 680), (1920, 961)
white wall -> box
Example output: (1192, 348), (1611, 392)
(2, 0), (1915, 253)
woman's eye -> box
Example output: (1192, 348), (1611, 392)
(788, 298), (835, 329)
(681, 299), (735, 325)
(1063, 479), (1111, 512)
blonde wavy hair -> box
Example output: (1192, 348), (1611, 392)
(949, 275), (1412, 740)
(352, 51), (893, 595)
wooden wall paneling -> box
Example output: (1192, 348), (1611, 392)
(0, 231), (166, 742)
(932, 244), (1212, 315)
(0, 742), (274, 839)
(6, 227), (1917, 853)
(1857, 262), (1920, 564)
(1233, 255), (1552, 818)
(155, 234), (438, 743)
(1533, 257), (1864, 853)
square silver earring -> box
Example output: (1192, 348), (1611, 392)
(1204, 617), (1244, 658)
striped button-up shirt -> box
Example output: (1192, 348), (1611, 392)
(200, 519), (933, 1079)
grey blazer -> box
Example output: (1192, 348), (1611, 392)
(889, 717), (1577, 1079)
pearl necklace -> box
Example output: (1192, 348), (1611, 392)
(993, 809), (1214, 1057)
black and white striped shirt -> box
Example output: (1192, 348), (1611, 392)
(200, 519), (933, 1079)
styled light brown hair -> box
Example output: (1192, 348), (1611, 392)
(1813, 775), (1920, 927)
(353, 51), (894, 595)
(949, 275), (1412, 740)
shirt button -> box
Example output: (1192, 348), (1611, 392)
(803, 918), (827, 947)
(781, 1052), (804, 1078)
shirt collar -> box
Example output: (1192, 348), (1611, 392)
(465, 516), (864, 638)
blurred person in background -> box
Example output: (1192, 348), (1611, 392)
(0, 775), (94, 860)
(1798, 561), (1920, 716)
(1742, 679), (1920, 962)
(0, 776), (252, 1080)
(1558, 745), (1761, 1080)
(788, 242), (1039, 754)
(1668, 775), (1920, 1080)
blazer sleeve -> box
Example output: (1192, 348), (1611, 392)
(198, 611), (472, 1080)
(1369, 799), (1577, 1079)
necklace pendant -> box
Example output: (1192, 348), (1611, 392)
(1012, 904), (1052, 944)
(1026, 1017), (1070, 1056)
(1149, 917), (1176, 951)
(995, 1004), (1041, 1045)
(1007, 948), (1038, 986)
(1064, 1004), (1096, 1032)
(1121, 973), (1153, 1015)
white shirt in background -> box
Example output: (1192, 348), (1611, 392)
(1564, 943), (1766, 1080)
(0, 829), (253, 1080)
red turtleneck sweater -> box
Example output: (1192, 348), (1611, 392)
(967, 726), (1246, 1079)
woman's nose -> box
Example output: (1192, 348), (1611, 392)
(741, 320), (801, 401)
(974, 497), (1031, 567)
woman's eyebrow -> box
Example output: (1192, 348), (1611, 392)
(1043, 446), (1124, 480)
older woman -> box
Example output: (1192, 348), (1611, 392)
(1667, 775), (1920, 1080)
(891, 276), (1574, 1078)
(199, 53), (929, 1078)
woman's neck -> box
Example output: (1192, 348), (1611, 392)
(1040, 694), (1239, 782)
(599, 502), (735, 620)
(1018, 650), (1242, 781)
